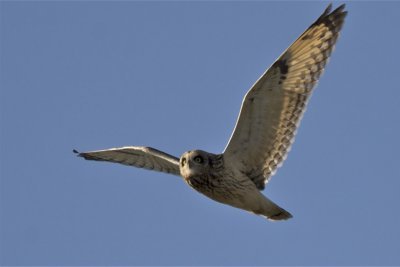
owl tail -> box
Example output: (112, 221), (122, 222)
(258, 196), (293, 221)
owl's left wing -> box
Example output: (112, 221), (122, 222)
(74, 146), (181, 176)
(223, 4), (347, 190)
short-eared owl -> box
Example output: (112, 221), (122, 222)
(75, 4), (347, 221)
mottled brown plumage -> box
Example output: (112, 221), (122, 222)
(76, 4), (347, 221)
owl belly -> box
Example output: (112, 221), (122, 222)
(185, 173), (259, 210)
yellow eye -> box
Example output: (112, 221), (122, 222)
(193, 156), (204, 164)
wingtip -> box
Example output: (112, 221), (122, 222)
(324, 3), (346, 13)
(332, 3), (346, 15)
(324, 3), (333, 15)
(311, 3), (347, 31)
(336, 3), (346, 11)
(73, 149), (83, 157)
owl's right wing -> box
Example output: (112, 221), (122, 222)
(74, 146), (181, 176)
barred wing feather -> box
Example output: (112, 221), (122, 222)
(75, 146), (180, 176)
(223, 4), (347, 190)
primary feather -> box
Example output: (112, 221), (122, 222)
(75, 146), (180, 175)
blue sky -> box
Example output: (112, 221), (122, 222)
(1, 1), (399, 265)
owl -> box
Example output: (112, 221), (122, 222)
(75, 4), (347, 221)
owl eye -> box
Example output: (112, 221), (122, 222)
(193, 155), (204, 164)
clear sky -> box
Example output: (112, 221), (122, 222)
(1, 1), (399, 265)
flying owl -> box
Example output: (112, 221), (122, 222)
(75, 4), (347, 221)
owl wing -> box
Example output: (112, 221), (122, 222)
(223, 4), (347, 190)
(74, 146), (181, 176)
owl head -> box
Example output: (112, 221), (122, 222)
(179, 150), (223, 178)
(179, 150), (210, 178)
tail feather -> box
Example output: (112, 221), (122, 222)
(267, 208), (293, 221)
(258, 196), (293, 221)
